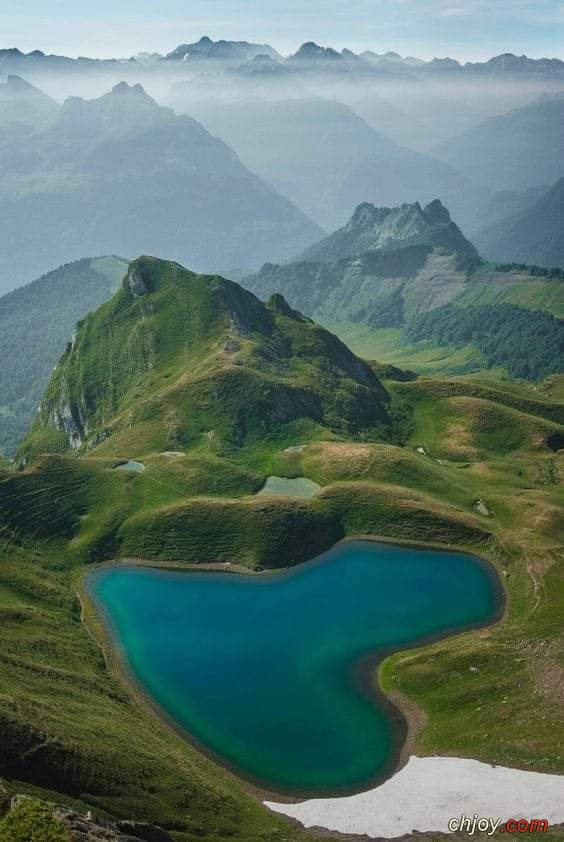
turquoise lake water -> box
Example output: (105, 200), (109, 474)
(87, 541), (501, 793)
(115, 460), (145, 473)
(257, 475), (321, 498)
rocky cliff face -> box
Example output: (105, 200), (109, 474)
(299, 199), (479, 262)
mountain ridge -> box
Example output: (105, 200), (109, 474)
(432, 94), (564, 194)
(298, 199), (478, 262)
(22, 256), (389, 461)
(0, 81), (322, 290)
(475, 177), (564, 267)
(183, 96), (480, 230)
(243, 200), (563, 379)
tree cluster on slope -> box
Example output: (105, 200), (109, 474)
(406, 303), (564, 380)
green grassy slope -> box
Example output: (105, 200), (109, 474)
(1, 262), (563, 839)
(456, 273), (564, 318)
(21, 256), (389, 462)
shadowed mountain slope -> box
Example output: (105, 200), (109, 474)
(0, 74), (59, 143)
(0, 82), (321, 291)
(0, 256), (128, 456)
(432, 94), (564, 194)
(184, 97), (479, 231)
(474, 178), (564, 268)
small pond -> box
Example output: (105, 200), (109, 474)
(115, 461), (145, 473)
(257, 476), (320, 498)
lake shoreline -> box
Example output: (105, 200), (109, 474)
(78, 533), (506, 803)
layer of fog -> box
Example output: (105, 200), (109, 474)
(12, 63), (564, 151)
(1, 51), (563, 291)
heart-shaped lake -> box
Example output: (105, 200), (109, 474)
(87, 540), (501, 793)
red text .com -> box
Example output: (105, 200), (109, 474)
(448, 815), (548, 834)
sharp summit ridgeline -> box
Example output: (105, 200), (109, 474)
(22, 257), (389, 461)
(245, 199), (564, 379)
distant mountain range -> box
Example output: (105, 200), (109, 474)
(475, 177), (564, 268)
(184, 97), (480, 230)
(0, 80), (321, 290)
(164, 36), (281, 63)
(432, 94), (564, 194)
(2, 40), (563, 78)
(2, 39), (563, 160)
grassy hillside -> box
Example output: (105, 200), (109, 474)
(21, 256), (389, 462)
(406, 303), (564, 379)
(0, 539), (322, 842)
(1, 260), (563, 838)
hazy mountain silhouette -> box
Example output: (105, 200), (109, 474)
(433, 94), (564, 192)
(187, 97), (479, 230)
(0, 82), (322, 291)
(0, 74), (59, 142)
(475, 178), (564, 267)
(165, 36), (281, 63)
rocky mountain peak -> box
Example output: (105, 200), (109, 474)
(290, 42), (342, 62)
(110, 80), (148, 96)
(299, 200), (478, 261)
(423, 198), (451, 225)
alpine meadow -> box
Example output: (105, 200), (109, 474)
(0, 7), (563, 842)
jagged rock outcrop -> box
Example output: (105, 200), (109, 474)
(243, 200), (480, 332)
(299, 199), (479, 262)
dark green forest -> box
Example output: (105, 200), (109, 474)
(406, 303), (564, 379)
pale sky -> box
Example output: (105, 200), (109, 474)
(1, 0), (563, 61)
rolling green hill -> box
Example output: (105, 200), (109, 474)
(21, 256), (389, 462)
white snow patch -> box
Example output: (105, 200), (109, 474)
(264, 756), (564, 838)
